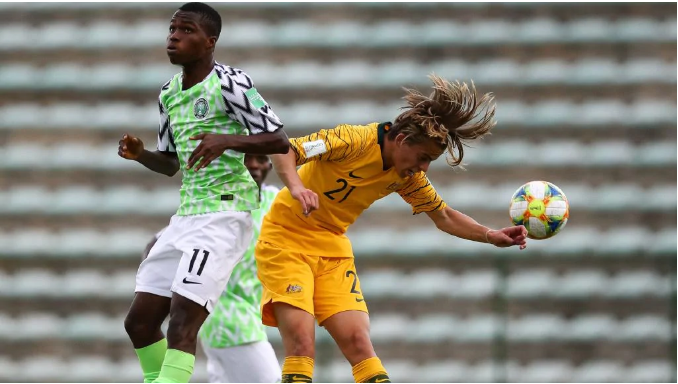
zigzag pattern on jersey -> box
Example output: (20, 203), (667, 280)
(215, 64), (283, 135)
(157, 79), (175, 152)
(199, 186), (279, 348)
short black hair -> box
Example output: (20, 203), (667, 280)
(178, 2), (222, 40)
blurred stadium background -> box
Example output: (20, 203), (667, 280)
(0, 2), (676, 383)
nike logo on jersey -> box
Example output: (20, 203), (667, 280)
(182, 278), (201, 285)
(356, 298), (365, 302)
(348, 170), (363, 179)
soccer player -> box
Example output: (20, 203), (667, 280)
(142, 154), (282, 383)
(195, 75), (529, 382)
(117, 3), (288, 383)
(255, 76), (528, 383)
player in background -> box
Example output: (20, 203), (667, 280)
(143, 154), (282, 383)
(193, 75), (528, 383)
(118, 3), (288, 383)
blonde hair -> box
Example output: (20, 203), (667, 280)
(390, 74), (496, 167)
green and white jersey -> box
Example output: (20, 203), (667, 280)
(199, 184), (280, 348)
(157, 63), (283, 215)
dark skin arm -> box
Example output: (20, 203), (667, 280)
(141, 236), (158, 262)
(136, 150), (180, 177)
(186, 130), (290, 171)
(118, 134), (180, 177)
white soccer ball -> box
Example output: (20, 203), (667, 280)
(509, 181), (569, 240)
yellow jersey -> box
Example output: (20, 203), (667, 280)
(259, 122), (447, 257)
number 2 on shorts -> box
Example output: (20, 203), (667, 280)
(345, 270), (361, 295)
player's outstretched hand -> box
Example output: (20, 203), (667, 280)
(487, 225), (528, 250)
(290, 186), (319, 217)
(118, 133), (144, 160)
(187, 133), (229, 171)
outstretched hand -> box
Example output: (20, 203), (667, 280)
(118, 133), (144, 160)
(187, 133), (229, 171)
(487, 225), (528, 250)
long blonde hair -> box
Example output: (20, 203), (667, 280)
(390, 74), (496, 167)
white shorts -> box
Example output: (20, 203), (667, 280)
(200, 340), (281, 383)
(135, 211), (253, 313)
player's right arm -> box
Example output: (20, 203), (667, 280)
(118, 134), (179, 177)
(271, 149), (319, 216)
(117, 93), (180, 177)
(272, 124), (369, 216)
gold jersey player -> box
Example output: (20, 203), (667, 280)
(194, 75), (529, 383)
(256, 75), (529, 383)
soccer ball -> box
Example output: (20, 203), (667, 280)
(509, 181), (569, 240)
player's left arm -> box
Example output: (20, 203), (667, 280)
(427, 207), (527, 249)
(187, 68), (289, 170)
(398, 172), (528, 249)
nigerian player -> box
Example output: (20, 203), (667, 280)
(117, 3), (288, 383)
(194, 75), (529, 383)
(143, 155), (282, 383)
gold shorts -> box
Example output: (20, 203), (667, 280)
(255, 240), (368, 327)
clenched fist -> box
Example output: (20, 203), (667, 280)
(118, 133), (144, 160)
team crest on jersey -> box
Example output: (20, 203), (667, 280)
(286, 284), (303, 294)
(194, 98), (209, 119)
